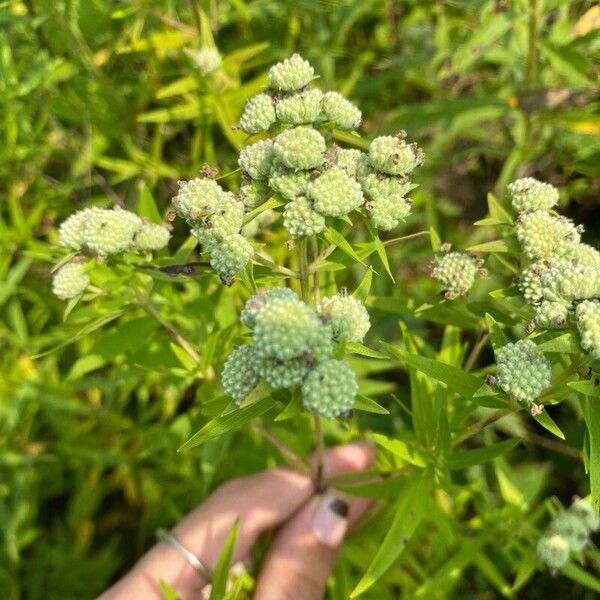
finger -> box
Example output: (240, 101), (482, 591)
(253, 490), (372, 600)
(103, 442), (374, 599)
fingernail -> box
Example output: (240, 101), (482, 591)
(312, 493), (349, 547)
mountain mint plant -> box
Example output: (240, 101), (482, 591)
(47, 53), (600, 596)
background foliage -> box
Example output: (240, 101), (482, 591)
(1, 0), (599, 598)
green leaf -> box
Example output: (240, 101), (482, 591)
(568, 381), (600, 398)
(533, 409), (565, 440)
(467, 239), (513, 253)
(581, 396), (600, 514)
(449, 438), (520, 469)
(536, 332), (582, 353)
(563, 562), (600, 592)
(354, 395), (389, 415)
(351, 468), (433, 597)
(324, 226), (367, 267)
(486, 192), (513, 224)
(178, 391), (275, 451)
(210, 519), (239, 599)
(365, 221), (394, 282)
(353, 267), (373, 302)
(137, 183), (163, 223)
(485, 313), (508, 353)
(346, 343), (387, 359)
(429, 227), (442, 252)
(371, 433), (427, 466)
(381, 343), (482, 399)
(158, 579), (181, 600)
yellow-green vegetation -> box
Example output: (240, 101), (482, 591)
(2, 1), (600, 599)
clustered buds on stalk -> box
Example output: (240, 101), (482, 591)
(430, 245), (486, 299)
(494, 339), (552, 408)
(222, 287), (370, 418)
(537, 498), (599, 572)
(52, 207), (171, 299)
(506, 177), (600, 358)
(234, 54), (423, 240)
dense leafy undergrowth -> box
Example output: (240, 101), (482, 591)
(2, 1), (600, 598)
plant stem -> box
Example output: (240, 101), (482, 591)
(313, 412), (325, 492)
(452, 407), (515, 447)
(464, 332), (490, 372)
(297, 238), (325, 490)
(297, 238), (309, 302)
(311, 235), (320, 305)
(253, 420), (312, 476)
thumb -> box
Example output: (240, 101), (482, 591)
(253, 491), (371, 600)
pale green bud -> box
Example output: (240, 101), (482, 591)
(58, 208), (97, 251)
(507, 177), (559, 213)
(307, 167), (364, 217)
(496, 340), (551, 404)
(241, 286), (298, 329)
(368, 133), (423, 176)
(569, 498), (599, 533)
(301, 359), (357, 418)
(52, 262), (90, 300)
(541, 264), (600, 304)
(273, 126), (326, 170)
(84, 207), (142, 255)
(208, 232), (253, 282)
(133, 223), (171, 251)
(534, 300), (569, 330)
(239, 139), (275, 180)
(431, 252), (481, 298)
(550, 512), (589, 553)
(576, 300), (600, 360)
(253, 298), (324, 361)
(192, 47), (222, 75)
(205, 193), (245, 235)
(240, 180), (271, 209)
(259, 356), (310, 389)
(537, 534), (570, 571)
(276, 89), (322, 124)
(516, 211), (581, 260)
(268, 54), (315, 91)
(173, 177), (228, 221)
(239, 93), (276, 134)
(222, 344), (261, 404)
(319, 293), (370, 343)
(565, 243), (600, 268)
(268, 168), (311, 200)
(283, 196), (325, 239)
(321, 91), (362, 130)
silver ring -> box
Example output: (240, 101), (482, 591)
(155, 528), (212, 581)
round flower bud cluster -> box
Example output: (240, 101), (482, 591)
(506, 178), (599, 340)
(495, 340), (552, 405)
(235, 55), (422, 239)
(537, 498), (599, 572)
(430, 250), (486, 299)
(576, 300), (600, 360)
(59, 207), (169, 257)
(172, 176), (252, 283)
(506, 177), (559, 213)
(515, 211), (581, 261)
(51, 262), (90, 300)
(318, 292), (370, 343)
(221, 287), (361, 418)
(191, 47), (222, 75)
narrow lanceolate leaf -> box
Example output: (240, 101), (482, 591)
(210, 519), (239, 599)
(485, 313), (508, 353)
(581, 396), (600, 514)
(533, 409), (565, 440)
(449, 438), (520, 470)
(351, 468), (433, 597)
(381, 342), (482, 399)
(563, 562), (600, 593)
(371, 433), (427, 467)
(324, 226), (367, 266)
(365, 221), (394, 282)
(354, 395), (390, 414)
(178, 392), (274, 451)
(536, 332), (583, 353)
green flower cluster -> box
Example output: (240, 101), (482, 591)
(172, 177), (252, 284)
(53, 206), (171, 300)
(495, 339), (552, 407)
(59, 207), (170, 256)
(52, 262), (90, 300)
(236, 54), (422, 239)
(537, 498), (599, 572)
(430, 249), (486, 299)
(222, 286), (365, 418)
(508, 178), (600, 351)
(576, 300), (600, 360)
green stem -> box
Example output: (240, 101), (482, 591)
(313, 412), (325, 492)
(297, 237), (309, 303)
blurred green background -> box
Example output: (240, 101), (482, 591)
(1, 0), (599, 598)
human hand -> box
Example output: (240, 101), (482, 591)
(99, 442), (375, 600)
